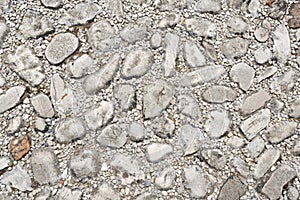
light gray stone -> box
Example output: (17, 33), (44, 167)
(246, 136), (265, 158)
(18, 69), (45, 86)
(254, 148), (280, 179)
(227, 16), (249, 33)
(45, 33), (79, 64)
(55, 117), (86, 143)
(227, 0), (245, 8)
(205, 109), (231, 138)
(31, 149), (59, 184)
(163, 32), (179, 76)
(145, 143), (173, 162)
(96, 124), (127, 148)
(84, 101), (114, 131)
(0, 86), (26, 114)
(158, 13), (180, 28)
(155, 167), (175, 190)
(273, 24), (291, 65)
(248, 0), (260, 17)
(150, 32), (162, 48)
(0, 74), (5, 87)
(92, 183), (120, 200)
(200, 149), (227, 169)
(178, 124), (204, 156)
(218, 176), (247, 200)
(254, 26), (270, 42)
(266, 121), (298, 144)
(69, 54), (94, 78)
(184, 165), (216, 198)
(227, 136), (245, 148)
(83, 54), (120, 94)
(202, 85), (236, 103)
(240, 109), (271, 140)
(195, 0), (221, 13)
(185, 18), (217, 38)
(289, 99), (300, 118)
(203, 41), (217, 61)
(35, 117), (46, 132)
(0, 157), (10, 170)
(128, 122), (145, 142)
(256, 66), (278, 83)
(152, 115), (175, 138)
(136, 193), (156, 200)
(113, 84), (135, 111)
(31, 93), (54, 118)
(262, 165), (297, 200)
(143, 80), (174, 119)
(120, 26), (147, 43)
(230, 62), (255, 91)
(232, 156), (250, 177)
(1, 166), (32, 191)
(270, 70), (296, 93)
(70, 149), (98, 179)
(221, 38), (249, 59)
(240, 90), (271, 115)
(0, 19), (8, 47)
(41, 0), (61, 8)
(121, 48), (153, 79)
(6, 116), (22, 134)
(254, 46), (272, 64)
(54, 187), (82, 200)
(287, 186), (299, 200)
(183, 40), (206, 68)
(104, 0), (123, 16)
(177, 95), (201, 120)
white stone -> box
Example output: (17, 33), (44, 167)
(150, 32), (162, 48)
(0, 157), (10, 170)
(195, 0), (221, 13)
(266, 121), (298, 144)
(246, 136), (265, 158)
(230, 62), (255, 91)
(257, 66), (278, 83)
(31, 93), (54, 118)
(254, 27), (269, 42)
(54, 187), (82, 200)
(155, 167), (175, 190)
(41, 0), (61, 8)
(273, 24), (291, 65)
(69, 54), (94, 78)
(0, 86), (26, 114)
(183, 40), (206, 68)
(6, 116), (22, 134)
(92, 183), (120, 200)
(120, 26), (147, 43)
(0, 19), (8, 47)
(232, 157), (250, 177)
(113, 84), (135, 111)
(177, 95), (201, 120)
(205, 109), (231, 138)
(163, 32), (179, 76)
(254, 46), (272, 64)
(145, 143), (173, 162)
(200, 149), (227, 169)
(55, 117), (86, 143)
(185, 18), (217, 38)
(158, 13), (180, 28)
(202, 85), (236, 103)
(289, 99), (300, 118)
(221, 38), (249, 59)
(1, 166), (32, 191)
(96, 124), (127, 148)
(227, 16), (249, 33)
(254, 148), (280, 179)
(128, 122), (145, 142)
(240, 90), (271, 115)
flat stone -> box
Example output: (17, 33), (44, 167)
(202, 85), (236, 103)
(41, 0), (62, 8)
(8, 135), (30, 161)
(1, 166), (32, 191)
(145, 143), (173, 162)
(254, 46), (272, 64)
(185, 18), (217, 38)
(227, 136), (245, 148)
(273, 24), (291, 65)
(83, 54), (120, 94)
(150, 32), (162, 48)
(69, 54), (94, 78)
(289, 99), (300, 118)
(143, 80), (174, 119)
(205, 109), (231, 138)
(246, 136), (265, 158)
(266, 121), (298, 144)
(19, 10), (53, 39)
(232, 156), (250, 177)
(240, 90), (271, 115)
(248, 0), (260, 17)
(179, 65), (225, 87)
(184, 165), (216, 198)
(35, 117), (46, 132)
(287, 186), (299, 200)
(257, 66), (278, 83)
(200, 149), (227, 169)
(128, 122), (145, 142)
(183, 40), (206, 68)
(177, 95), (201, 120)
(113, 84), (135, 111)
(6, 116), (22, 134)
(45, 33), (79, 64)
(218, 176), (247, 200)
(240, 109), (271, 140)
(221, 38), (249, 59)
(120, 26), (147, 43)
(0, 86), (25, 114)
(84, 101), (114, 131)
(262, 165), (297, 200)
(152, 115), (175, 138)
(270, 70), (296, 93)
(31, 149), (59, 184)
(54, 187), (82, 200)
(158, 13), (180, 28)
(55, 117), (86, 143)
(92, 183), (120, 200)
(31, 93), (54, 118)
(0, 157), (10, 170)
(96, 124), (127, 148)
(163, 32), (179, 76)
(254, 26), (270, 42)
(230, 62), (255, 91)
(70, 149), (98, 179)
(155, 167), (175, 190)
(195, 0), (221, 13)
(121, 48), (153, 79)
(227, 16), (249, 33)
(0, 19), (8, 47)
(178, 124), (204, 156)
(254, 148), (280, 179)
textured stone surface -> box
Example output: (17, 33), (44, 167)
(183, 40), (206, 68)
(145, 143), (173, 162)
(240, 90), (271, 115)
(218, 176), (247, 200)
(205, 109), (230, 138)
(221, 38), (249, 59)
(8, 135), (30, 161)
(55, 118), (86, 143)
(273, 24), (291, 65)
(177, 95), (201, 120)
(31, 93), (54, 118)
(230, 62), (255, 91)
(254, 148), (280, 179)
(202, 85), (236, 103)
(185, 18), (217, 38)
(163, 32), (179, 76)
(96, 124), (127, 148)
(0, 86), (25, 114)
(266, 121), (298, 144)
(1, 166), (32, 191)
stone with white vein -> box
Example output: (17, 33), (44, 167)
(202, 85), (236, 103)
(163, 33), (179, 76)
(183, 40), (206, 68)
(240, 90), (271, 115)
(1, 166), (32, 191)
(31, 93), (54, 118)
(0, 86), (26, 114)
(145, 143), (173, 162)
(230, 62), (255, 91)
(273, 24), (291, 65)
(205, 109), (230, 138)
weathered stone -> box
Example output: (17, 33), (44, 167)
(288, 3), (300, 29)
(104, 0), (123, 16)
(268, 0), (288, 19)
(113, 84), (135, 111)
(96, 124), (127, 148)
(0, 157), (10, 170)
(55, 117), (86, 143)
(289, 99), (300, 118)
(203, 41), (217, 61)
(257, 66), (278, 83)
(35, 117), (46, 132)
(200, 149), (227, 169)
(248, 0), (260, 17)
(183, 40), (206, 68)
(19, 10), (53, 39)
(31, 93), (54, 118)
(230, 62), (255, 91)
(41, 0), (61, 8)
(262, 165), (297, 200)
(240, 109), (271, 140)
(6, 116), (22, 134)
(31, 149), (59, 184)
(270, 70), (296, 93)
(120, 26), (147, 43)
(227, 16), (249, 33)
(45, 33), (79, 64)
(177, 95), (201, 120)
(84, 101), (114, 131)
(54, 187), (82, 200)
(202, 85), (236, 103)
(254, 46), (272, 64)
(152, 115), (175, 138)
(8, 135), (30, 161)
(158, 13), (180, 28)
(232, 156), (250, 177)
(184, 165), (216, 198)
(69, 54), (94, 78)
(185, 18), (217, 38)
(0, 19), (8, 47)
(18, 69), (45, 86)
(121, 48), (153, 79)
(266, 121), (298, 144)
(246, 136), (265, 158)
(83, 54), (120, 94)
(155, 167), (175, 190)
(273, 24), (290, 65)
(287, 186), (299, 200)
(163, 32), (179, 76)
(0, 86), (25, 114)
(218, 176), (247, 200)
(1, 166), (32, 191)
(92, 183), (120, 200)
(150, 32), (162, 49)
(227, 136), (245, 148)
(128, 122), (145, 142)
(143, 80), (174, 119)
(254, 148), (280, 179)
(195, 0), (221, 13)
(240, 90), (271, 115)
(178, 124), (204, 156)
(221, 38), (249, 59)
(254, 26), (270, 42)
(145, 143), (173, 162)
(179, 65), (225, 87)
(70, 149), (98, 179)
(205, 109), (230, 138)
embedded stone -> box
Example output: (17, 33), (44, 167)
(92, 183), (120, 200)
(230, 62), (255, 91)
(8, 135), (30, 161)
(69, 54), (95, 78)
(202, 85), (236, 103)
(55, 118), (86, 143)
(218, 176), (247, 200)
(254, 27), (270, 42)
(254, 46), (272, 64)
(232, 156), (250, 177)
(266, 121), (298, 144)
(227, 16), (249, 33)
(205, 109), (231, 138)
(246, 136), (265, 158)
(0, 19), (8, 47)
(221, 38), (249, 59)
(1, 166), (32, 192)
(185, 18), (217, 38)
(31, 93), (54, 118)
(128, 122), (145, 142)
(240, 90), (271, 115)
(200, 149), (227, 169)
(163, 32), (179, 76)
(150, 32), (162, 49)
(145, 143), (173, 162)
(120, 26), (147, 43)
(289, 99), (300, 118)
(54, 187), (82, 200)
(96, 124), (127, 148)
(195, 0), (221, 13)
(270, 70), (296, 93)
(254, 148), (280, 179)
(113, 84), (135, 111)
(155, 167), (175, 190)
(273, 24), (291, 65)
(41, 0), (62, 8)
(152, 115), (175, 138)
(0, 157), (10, 170)
(177, 95), (201, 120)
(0, 86), (26, 114)
(183, 40), (206, 68)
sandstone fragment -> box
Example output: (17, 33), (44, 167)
(8, 135), (30, 161)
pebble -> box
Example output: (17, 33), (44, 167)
(288, 2), (300, 29)
(248, 0), (260, 17)
(240, 90), (271, 115)
(8, 135), (30, 161)
(221, 38), (249, 59)
(240, 109), (271, 140)
(205, 109), (230, 139)
(96, 124), (127, 148)
(200, 149), (227, 169)
(128, 121), (145, 142)
(227, 16), (249, 34)
(40, 0), (62, 8)
(31, 93), (54, 118)
(254, 26), (270, 42)
(0, 74), (5, 87)
(183, 40), (206, 68)
(202, 85), (236, 103)
(158, 13), (180, 28)
(113, 84), (135, 111)
(150, 32), (162, 49)
(155, 167), (175, 190)
(1, 165), (32, 191)
(0, 157), (10, 170)
(152, 115), (175, 138)
(256, 66), (278, 83)
(6, 116), (22, 134)
(232, 156), (250, 177)
(69, 54), (94, 78)
(45, 33), (79, 64)
(270, 70), (296, 93)
(254, 46), (272, 64)
(53, 187), (82, 200)
(287, 186), (299, 200)
(92, 183), (120, 200)
(185, 18), (217, 38)
(145, 143), (173, 162)
(195, 0), (221, 13)
(120, 26), (148, 43)
(289, 98), (300, 118)
(266, 121), (298, 144)
(177, 95), (201, 120)
(273, 24), (291, 65)
(229, 62), (255, 91)
(218, 176), (247, 200)
(246, 136), (265, 158)
(227, 136), (244, 148)
(163, 32), (179, 76)
(55, 117), (86, 143)
(35, 117), (46, 132)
